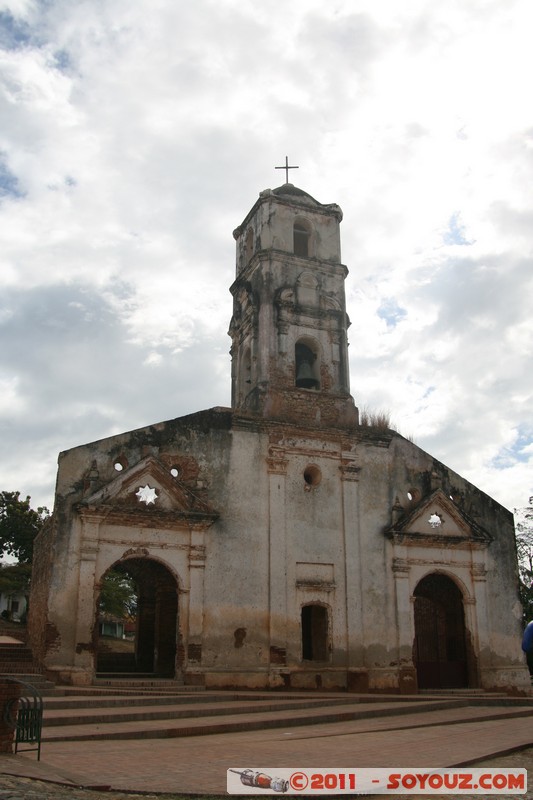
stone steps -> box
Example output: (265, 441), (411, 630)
(94, 674), (182, 685)
(38, 688), (533, 743)
(1, 673), (62, 696)
(42, 695), (370, 729)
(0, 639), (59, 694)
(39, 696), (456, 741)
(0, 621), (28, 644)
(44, 692), (216, 709)
(0, 643), (37, 673)
(58, 685), (205, 697)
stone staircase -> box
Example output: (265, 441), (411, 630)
(0, 642), (36, 674)
(0, 633), (58, 696)
(37, 681), (533, 744)
(0, 620), (29, 644)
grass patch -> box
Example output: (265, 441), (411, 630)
(359, 406), (391, 430)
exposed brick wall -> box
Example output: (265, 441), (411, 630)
(0, 680), (20, 754)
(28, 517), (55, 666)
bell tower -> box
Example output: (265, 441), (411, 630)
(229, 183), (358, 429)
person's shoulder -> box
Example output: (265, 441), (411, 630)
(522, 622), (533, 651)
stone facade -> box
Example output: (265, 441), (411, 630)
(29, 184), (530, 693)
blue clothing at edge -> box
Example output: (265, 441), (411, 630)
(522, 620), (533, 652)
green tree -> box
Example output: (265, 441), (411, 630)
(0, 563), (32, 620)
(99, 569), (138, 620)
(0, 563), (32, 594)
(514, 497), (533, 624)
(0, 491), (49, 564)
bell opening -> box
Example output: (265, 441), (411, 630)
(295, 343), (320, 390)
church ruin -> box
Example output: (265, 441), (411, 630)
(29, 182), (530, 692)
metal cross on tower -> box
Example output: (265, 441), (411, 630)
(275, 156), (299, 184)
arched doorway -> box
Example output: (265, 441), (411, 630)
(96, 558), (179, 678)
(413, 573), (468, 689)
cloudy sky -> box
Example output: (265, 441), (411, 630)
(0, 0), (531, 516)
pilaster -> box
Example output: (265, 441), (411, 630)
(73, 515), (104, 672)
(340, 455), (364, 668)
(267, 448), (289, 671)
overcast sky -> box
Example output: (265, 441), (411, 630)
(0, 0), (531, 516)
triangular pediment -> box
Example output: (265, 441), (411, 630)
(77, 456), (218, 527)
(386, 489), (492, 549)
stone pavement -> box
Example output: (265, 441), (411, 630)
(0, 700), (532, 798)
(0, 749), (530, 800)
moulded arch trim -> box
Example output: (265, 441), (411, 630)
(293, 216), (313, 234)
(97, 552), (185, 593)
(297, 270), (319, 289)
(295, 334), (322, 357)
(412, 569), (472, 605)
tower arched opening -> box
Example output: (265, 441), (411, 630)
(295, 339), (320, 390)
(293, 220), (311, 257)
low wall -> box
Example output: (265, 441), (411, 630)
(0, 680), (20, 754)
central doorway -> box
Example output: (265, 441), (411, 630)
(96, 558), (179, 677)
(413, 573), (468, 690)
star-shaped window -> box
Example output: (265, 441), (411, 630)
(136, 485), (158, 505)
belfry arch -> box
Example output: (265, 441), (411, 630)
(96, 557), (180, 678)
(295, 337), (320, 390)
(413, 572), (469, 690)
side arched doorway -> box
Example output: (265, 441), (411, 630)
(413, 573), (468, 690)
(96, 558), (179, 678)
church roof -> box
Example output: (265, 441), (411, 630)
(271, 183), (320, 203)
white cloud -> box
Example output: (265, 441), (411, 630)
(0, 0), (531, 513)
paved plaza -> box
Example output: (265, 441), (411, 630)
(0, 698), (532, 798)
